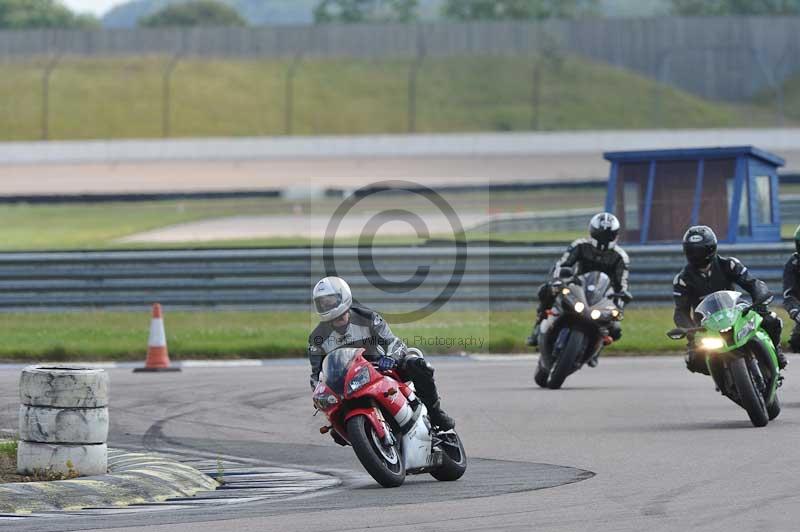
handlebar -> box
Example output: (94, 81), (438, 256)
(666, 327), (706, 340)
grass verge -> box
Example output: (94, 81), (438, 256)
(0, 307), (793, 362)
(0, 191), (794, 251)
(0, 55), (783, 141)
(0, 440), (20, 483)
(0, 190), (601, 250)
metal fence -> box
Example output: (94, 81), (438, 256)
(0, 18), (797, 102)
(0, 17), (798, 140)
(0, 243), (790, 312)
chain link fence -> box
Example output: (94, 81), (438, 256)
(0, 17), (798, 140)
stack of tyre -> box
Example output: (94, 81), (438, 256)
(17, 366), (109, 477)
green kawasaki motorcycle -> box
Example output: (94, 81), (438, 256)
(667, 290), (782, 427)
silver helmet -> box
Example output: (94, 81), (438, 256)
(589, 212), (620, 251)
(312, 276), (353, 322)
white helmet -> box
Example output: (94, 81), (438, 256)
(312, 276), (353, 322)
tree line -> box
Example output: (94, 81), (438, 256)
(2, 0), (799, 30)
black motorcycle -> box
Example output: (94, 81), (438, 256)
(534, 271), (623, 389)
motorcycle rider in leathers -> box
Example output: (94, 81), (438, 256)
(674, 225), (787, 373)
(308, 276), (455, 432)
(528, 212), (632, 366)
(782, 225), (800, 353)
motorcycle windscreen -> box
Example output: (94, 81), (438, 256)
(694, 290), (742, 329)
(322, 348), (359, 396)
(581, 271), (612, 306)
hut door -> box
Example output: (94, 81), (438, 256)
(749, 160), (780, 241)
(647, 161), (697, 242)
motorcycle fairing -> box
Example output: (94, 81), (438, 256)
(402, 404), (434, 471)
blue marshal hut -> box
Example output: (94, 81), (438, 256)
(604, 147), (785, 245)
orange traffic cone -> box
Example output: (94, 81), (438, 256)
(134, 303), (180, 373)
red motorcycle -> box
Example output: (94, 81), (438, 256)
(312, 345), (467, 487)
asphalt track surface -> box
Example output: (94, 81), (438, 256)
(0, 155), (607, 195)
(1, 355), (800, 532)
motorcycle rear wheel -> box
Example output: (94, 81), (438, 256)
(548, 330), (585, 389)
(430, 431), (467, 482)
(730, 357), (769, 427)
(347, 414), (406, 487)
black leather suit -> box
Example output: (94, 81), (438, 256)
(536, 238), (631, 340)
(673, 255), (782, 349)
(782, 252), (800, 351)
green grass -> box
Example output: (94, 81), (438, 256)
(0, 199), (273, 250)
(0, 440), (16, 459)
(0, 307), (790, 362)
(0, 189), (603, 250)
(754, 75), (800, 124)
(3, 193), (799, 250)
(0, 191), (796, 250)
(0, 55), (783, 141)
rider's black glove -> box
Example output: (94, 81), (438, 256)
(753, 304), (771, 316)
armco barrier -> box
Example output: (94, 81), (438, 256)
(0, 243), (791, 312)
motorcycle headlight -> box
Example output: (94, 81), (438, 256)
(700, 337), (725, 351)
(574, 302), (585, 313)
(313, 392), (338, 410)
(348, 365), (371, 393)
(590, 309), (602, 320)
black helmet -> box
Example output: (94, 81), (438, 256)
(682, 226), (717, 268)
(589, 212), (620, 251)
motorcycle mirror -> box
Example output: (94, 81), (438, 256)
(666, 328), (686, 340)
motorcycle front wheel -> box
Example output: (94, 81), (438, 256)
(548, 329), (585, 389)
(730, 357), (769, 427)
(347, 414), (406, 487)
(768, 395), (781, 421)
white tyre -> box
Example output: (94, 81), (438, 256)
(19, 405), (108, 444)
(17, 441), (108, 477)
(20, 366), (109, 408)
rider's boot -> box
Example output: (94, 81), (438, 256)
(403, 355), (456, 430)
(762, 314), (786, 370)
(776, 345), (788, 370)
(527, 313), (546, 347)
(587, 352), (599, 368)
(426, 400), (455, 431)
(685, 349), (710, 375)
